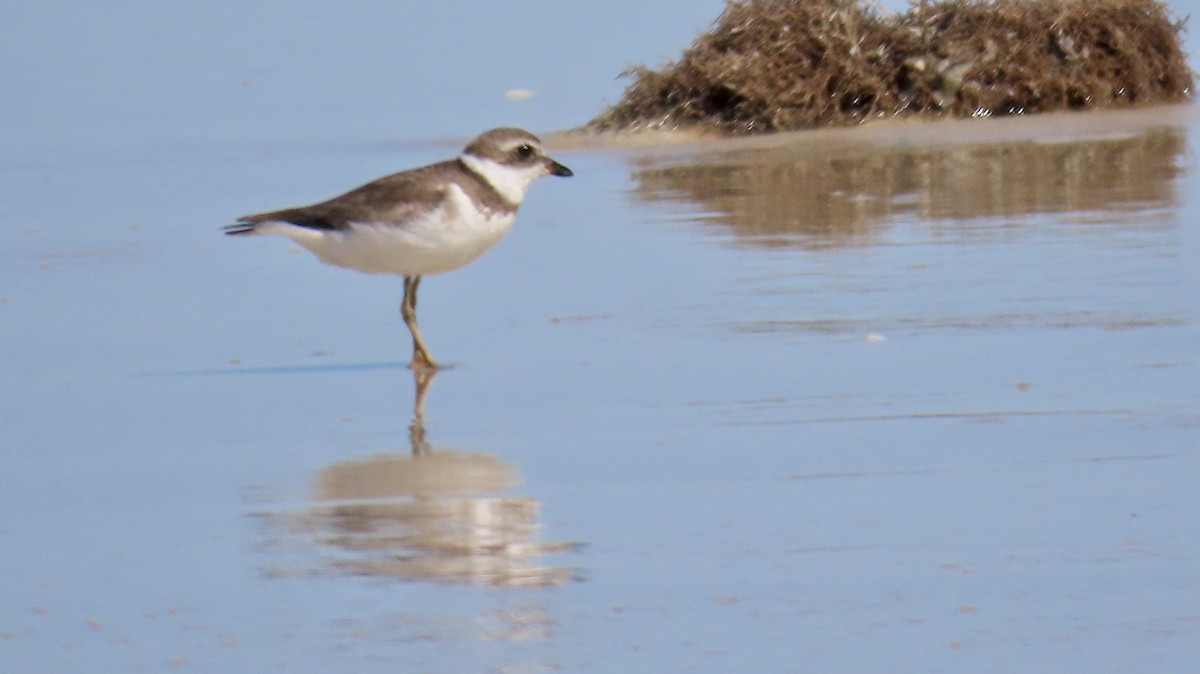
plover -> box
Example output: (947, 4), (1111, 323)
(226, 127), (573, 369)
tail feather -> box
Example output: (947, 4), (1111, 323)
(223, 221), (259, 235)
(225, 205), (341, 236)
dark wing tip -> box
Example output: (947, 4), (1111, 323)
(223, 221), (258, 235)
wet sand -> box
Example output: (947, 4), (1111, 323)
(3, 99), (1198, 672)
(7, 0), (1198, 668)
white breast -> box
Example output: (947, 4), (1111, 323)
(260, 184), (515, 276)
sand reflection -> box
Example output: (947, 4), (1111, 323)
(256, 371), (581, 587)
(627, 113), (1187, 249)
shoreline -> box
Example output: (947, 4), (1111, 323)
(548, 101), (1199, 155)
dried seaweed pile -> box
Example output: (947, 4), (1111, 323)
(588, 0), (1193, 134)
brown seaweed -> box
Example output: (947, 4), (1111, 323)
(588, 0), (1193, 134)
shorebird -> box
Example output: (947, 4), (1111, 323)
(225, 127), (573, 369)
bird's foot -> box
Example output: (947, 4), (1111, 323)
(408, 346), (448, 371)
(408, 357), (440, 372)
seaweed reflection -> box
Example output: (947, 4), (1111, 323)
(255, 371), (581, 587)
(630, 123), (1185, 248)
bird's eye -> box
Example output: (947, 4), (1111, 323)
(515, 144), (535, 159)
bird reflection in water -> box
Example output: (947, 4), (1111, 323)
(256, 370), (581, 587)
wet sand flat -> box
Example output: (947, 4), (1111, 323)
(1, 1), (1197, 665)
(3, 102), (1197, 673)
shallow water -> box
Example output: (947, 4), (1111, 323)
(3, 2), (1199, 673)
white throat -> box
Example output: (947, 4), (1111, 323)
(461, 154), (540, 206)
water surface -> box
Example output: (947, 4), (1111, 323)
(1, 2), (1198, 673)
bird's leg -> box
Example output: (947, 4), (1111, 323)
(401, 275), (438, 370)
